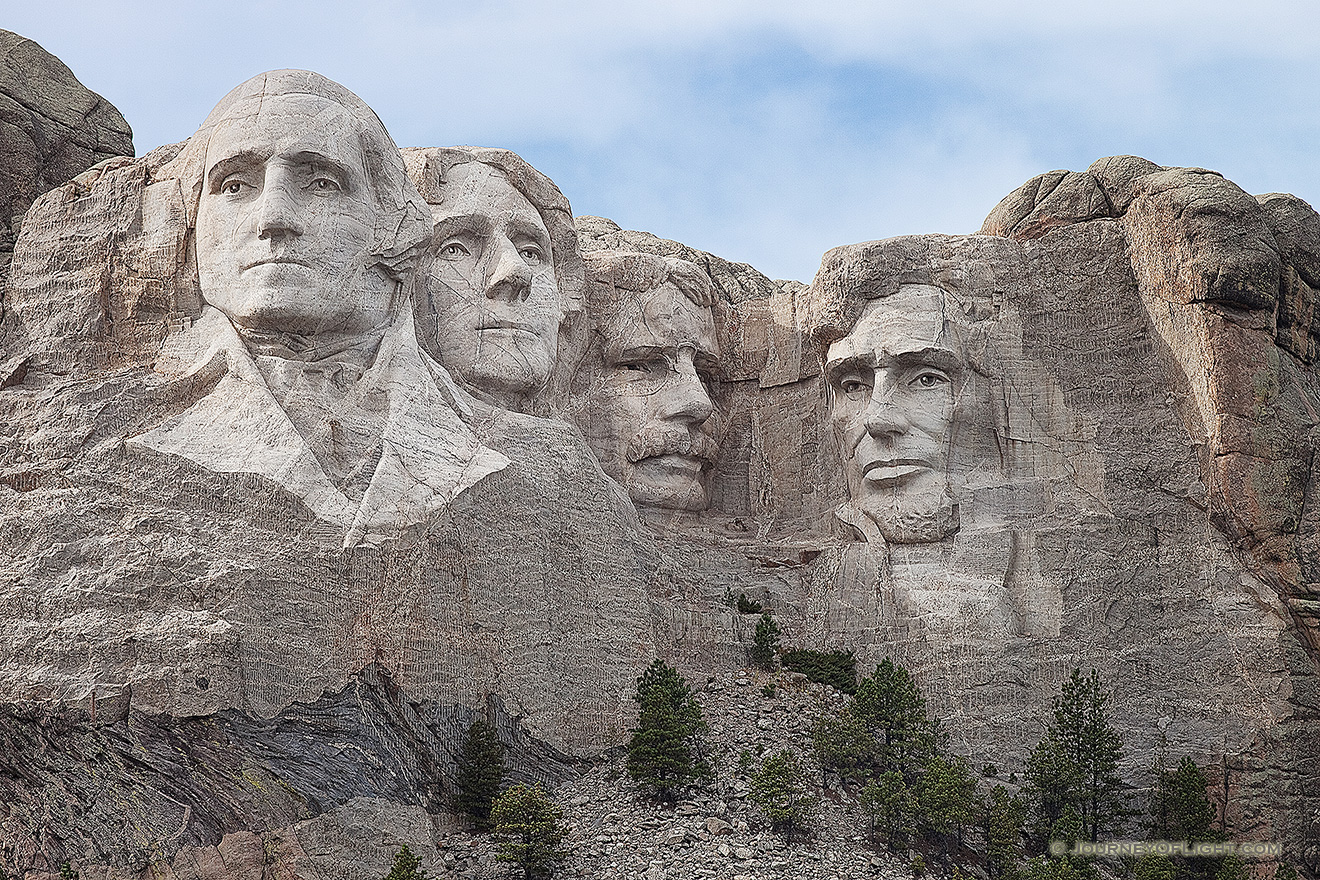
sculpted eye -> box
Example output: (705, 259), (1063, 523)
(439, 240), (471, 258)
(839, 377), (871, 397)
(913, 370), (950, 389)
(221, 177), (249, 195)
(519, 245), (545, 264)
(310, 175), (342, 192)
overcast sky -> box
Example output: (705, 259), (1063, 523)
(8, 1), (1320, 282)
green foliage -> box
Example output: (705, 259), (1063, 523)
(491, 783), (569, 880)
(1275, 864), (1299, 880)
(860, 769), (917, 849)
(1026, 669), (1127, 844)
(1149, 757), (1216, 842)
(384, 844), (430, 880)
(810, 707), (874, 780)
(912, 854), (928, 878)
(736, 592), (764, 614)
(853, 659), (938, 779)
(751, 612), (780, 669)
(919, 754), (978, 855)
(59, 866), (77, 880)
(762, 682), (777, 698)
(626, 659), (706, 800)
(1020, 855), (1097, 880)
(1134, 854), (1178, 880)
(750, 749), (818, 845)
(779, 648), (857, 693)
(1215, 856), (1248, 880)
(455, 719), (505, 831)
(982, 784), (1027, 880)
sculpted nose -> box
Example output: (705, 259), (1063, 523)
(485, 237), (533, 303)
(659, 353), (714, 425)
(862, 387), (911, 438)
(256, 176), (304, 240)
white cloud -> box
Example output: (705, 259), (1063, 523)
(5, 0), (1319, 280)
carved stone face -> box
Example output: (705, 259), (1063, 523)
(825, 285), (963, 542)
(195, 92), (392, 337)
(419, 162), (561, 401)
(589, 283), (721, 511)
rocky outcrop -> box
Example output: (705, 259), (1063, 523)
(0, 29), (132, 288)
(0, 51), (1315, 879)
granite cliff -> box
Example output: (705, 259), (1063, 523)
(0, 38), (1314, 880)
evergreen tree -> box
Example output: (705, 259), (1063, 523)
(1149, 757), (1215, 843)
(860, 769), (917, 850)
(751, 612), (780, 670)
(491, 783), (569, 880)
(852, 659), (938, 779)
(1026, 736), (1082, 847)
(750, 749), (818, 845)
(1026, 669), (1126, 844)
(982, 784), (1027, 880)
(626, 659), (706, 800)
(384, 844), (429, 880)
(810, 707), (874, 780)
(1275, 863), (1299, 880)
(1214, 855), (1247, 880)
(919, 754), (979, 856)
(455, 719), (505, 830)
(1134, 854), (1178, 880)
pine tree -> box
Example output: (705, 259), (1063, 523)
(982, 784), (1027, 880)
(852, 659), (938, 780)
(751, 612), (780, 670)
(811, 707), (874, 781)
(1275, 863), (1299, 880)
(919, 754), (978, 856)
(455, 718), (506, 830)
(1149, 757), (1215, 842)
(384, 844), (429, 880)
(1026, 669), (1126, 844)
(491, 783), (569, 880)
(626, 659), (706, 800)
(860, 769), (917, 849)
(750, 749), (818, 845)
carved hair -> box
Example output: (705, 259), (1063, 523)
(400, 146), (585, 313)
(581, 250), (716, 311)
(163, 69), (433, 286)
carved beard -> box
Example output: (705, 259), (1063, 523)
(865, 488), (960, 544)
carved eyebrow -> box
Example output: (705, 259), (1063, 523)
(286, 151), (355, 187)
(824, 346), (963, 382)
(610, 344), (668, 362)
(432, 213), (494, 240)
(889, 347), (964, 375)
(206, 150), (270, 191)
(505, 217), (552, 248)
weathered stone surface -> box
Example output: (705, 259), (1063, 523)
(0, 55), (1315, 880)
(0, 29), (132, 286)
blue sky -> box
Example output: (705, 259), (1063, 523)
(8, 1), (1320, 282)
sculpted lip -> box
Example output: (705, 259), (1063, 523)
(861, 458), (931, 483)
(241, 257), (311, 271)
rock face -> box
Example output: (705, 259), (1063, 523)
(0, 59), (1316, 879)
(0, 29), (132, 285)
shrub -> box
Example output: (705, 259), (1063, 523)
(779, 648), (856, 693)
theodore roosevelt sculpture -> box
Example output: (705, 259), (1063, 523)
(568, 250), (722, 511)
(820, 283), (972, 544)
(129, 71), (508, 546)
(401, 146), (583, 413)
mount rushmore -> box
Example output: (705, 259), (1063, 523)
(0, 32), (1316, 879)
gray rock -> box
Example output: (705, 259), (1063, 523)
(0, 29), (132, 285)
